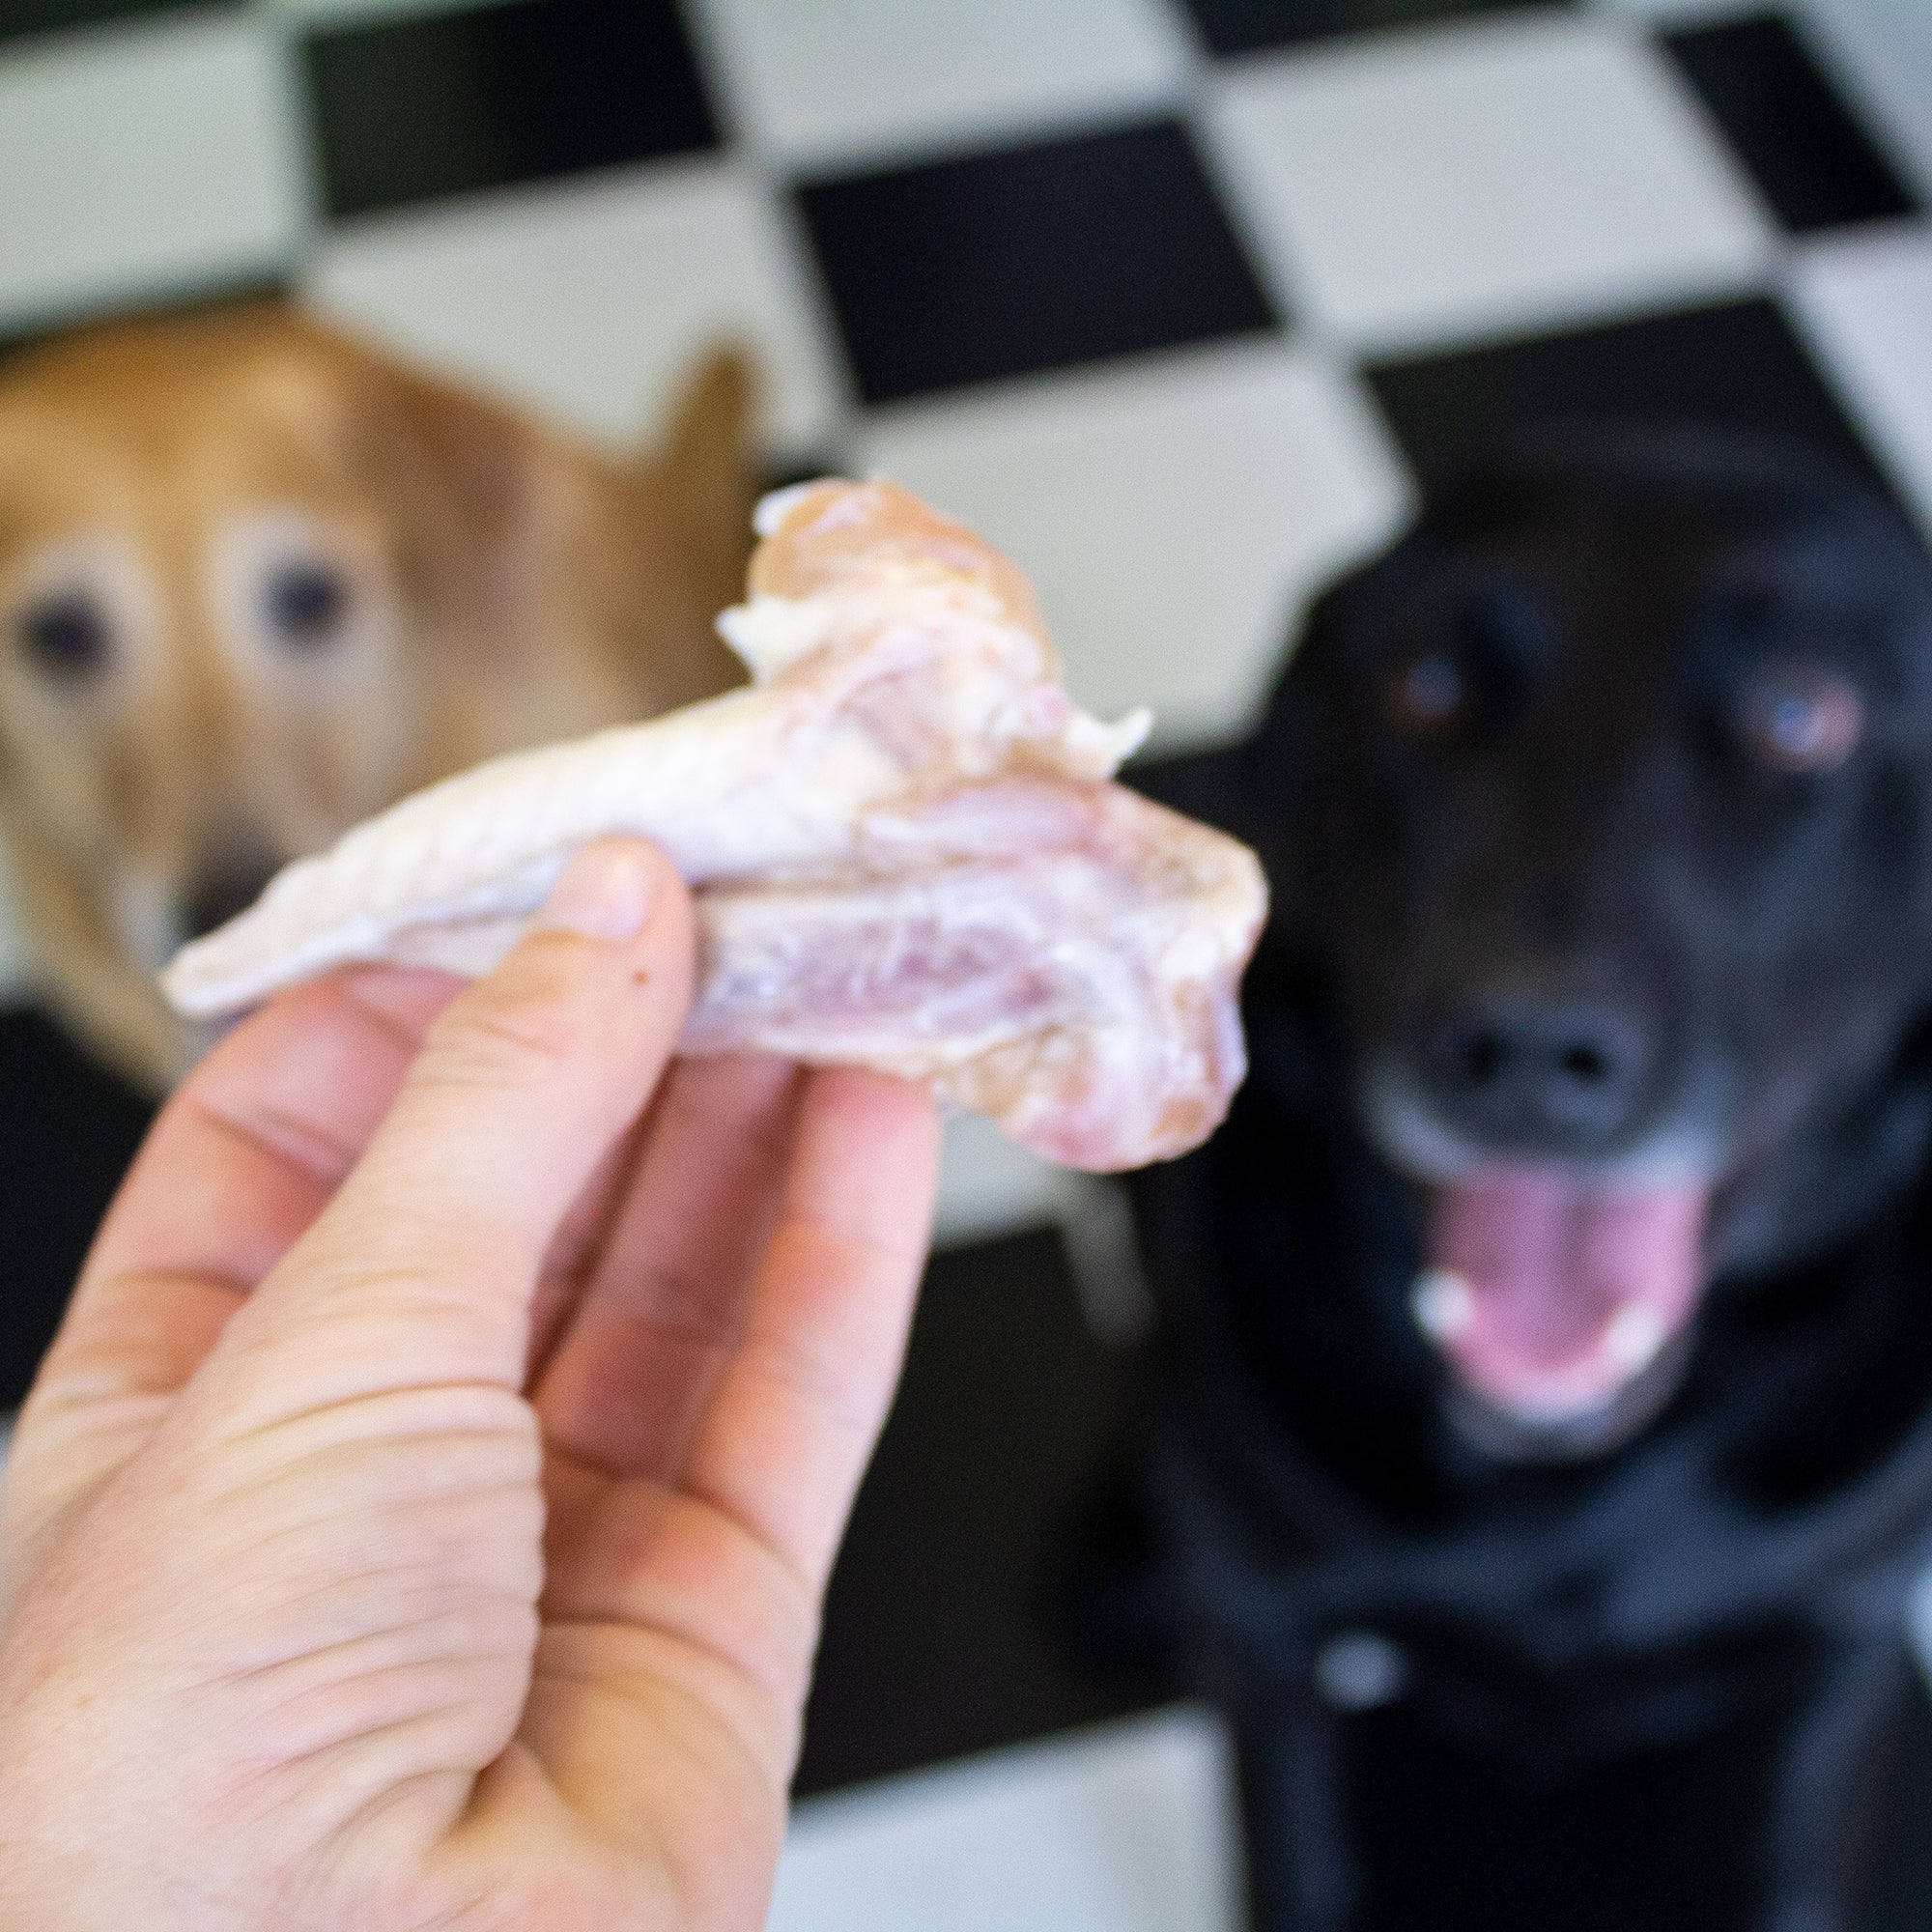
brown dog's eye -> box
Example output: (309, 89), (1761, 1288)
(1738, 665), (1863, 775)
(1384, 653), (1464, 734)
(15, 590), (112, 679)
(263, 560), (350, 649)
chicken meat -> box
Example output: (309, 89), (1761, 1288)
(163, 480), (1266, 1170)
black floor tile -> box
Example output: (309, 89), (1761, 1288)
(1663, 14), (1918, 236)
(761, 449), (852, 497)
(303, 0), (719, 222)
(1367, 298), (1890, 494)
(796, 120), (1281, 408)
(796, 1229), (1173, 1796)
(0, 1009), (154, 1409)
(1178, 0), (1564, 58)
(0, 0), (222, 44)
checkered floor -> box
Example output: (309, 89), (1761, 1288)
(6, 0), (1932, 1242)
(4, 0), (1932, 1922)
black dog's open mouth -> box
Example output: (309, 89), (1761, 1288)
(1412, 1169), (1709, 1422)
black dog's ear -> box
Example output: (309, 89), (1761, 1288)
(1236, 562), (1380, 943)
(1248, 557), (1388, 795)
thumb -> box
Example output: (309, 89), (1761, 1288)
(216, 837), (695, 1404)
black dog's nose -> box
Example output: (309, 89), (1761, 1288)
(1422, 997), (1648, 1151)
(182, 861), (280, 941)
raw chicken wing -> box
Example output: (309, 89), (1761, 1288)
(164, 481), (1266, 1170)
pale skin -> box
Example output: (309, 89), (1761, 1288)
(0, 835), (940, 1931)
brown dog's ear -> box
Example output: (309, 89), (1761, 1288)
(647, 344), (760, 599)
(327, 335), (540, 661)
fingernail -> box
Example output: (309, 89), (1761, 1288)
(532, 839), (657, 943)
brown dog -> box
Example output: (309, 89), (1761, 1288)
(0, 300), (757, 1087)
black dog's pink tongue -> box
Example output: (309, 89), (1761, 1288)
(1417, 1169), (1708, 1418)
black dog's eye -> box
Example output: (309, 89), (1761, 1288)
(1379, 584), (1545, 742)
(1736, 664), (1863, 775)
(262, 560), (350, 649)
(14, 590), (112, 679)
(1383, 652), (1464, 735)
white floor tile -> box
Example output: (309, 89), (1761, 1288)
(0, 16), (306, 333)
(1787, 224), (1932, 533)
(859, 339), (1411, 751)
(1207, 14), (1774, 356)
(301, 157), (845, 460)
(689, 0), (1193, 172)
(934, 1112), (1075, 1246)
(770, 1705), (1245, 1932)
(1793, 0), (1932, 207)
(0, 845), (33, 1001)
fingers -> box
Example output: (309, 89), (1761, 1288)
(219, 838), (696, 1403)
(84, 968), (459, 1295)
(535, 1052), (801, 1478)
(682, 1067), (938, 1590)
(35, 967), (462, 1406)
(7, 966), (466, 1596)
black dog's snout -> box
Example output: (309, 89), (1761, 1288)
(1423, 997), (1649, 1151)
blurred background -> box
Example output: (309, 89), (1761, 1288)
(2, 0), (1931, 1923)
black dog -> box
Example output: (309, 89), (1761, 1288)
(1122, 429), (1932, 1932)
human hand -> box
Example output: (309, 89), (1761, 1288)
(0, 837), (939, 1931)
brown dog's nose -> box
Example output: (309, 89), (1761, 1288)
(182, 861), (281, 942)
(1422, 998), (1648, 1152)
